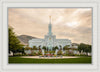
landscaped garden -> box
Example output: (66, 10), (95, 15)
(8, 27), (92, 64)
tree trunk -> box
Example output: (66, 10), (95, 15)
(86, 52), (88, 56)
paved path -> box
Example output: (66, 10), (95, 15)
(21, 56), (79, 59)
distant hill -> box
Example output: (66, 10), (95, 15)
(72, 43), (79, 46)
(17, 35), (38, 45)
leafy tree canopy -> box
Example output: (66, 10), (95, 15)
(9, 27), (24, 55)
(78, 43), (91, 53)
(32, 46), (37, 50)
(42, 46), (46, 50)
(63, 45), (69, 50)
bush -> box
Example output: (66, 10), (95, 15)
(14, 53), (22, 56)
(63, 54), (68, 56)
(31, 52), (38, 56)
(54, 54), (57, 57)
(57, 50), (62, 55)
(38, 51), (42, 55)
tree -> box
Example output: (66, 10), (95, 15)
(24, 46), (31, 50)
(78, 43), (92, 55)
(38, 45), (41, 50)
(16, 44), (25, 55)
(9, 27), (23, 56)
(54, 46), (58, 50)
(59, 45), (62, 50)
(42, 46), (46, 50)
(32, 46), (37, 50)
(78, 43), (85, 52)
(63, 45), (69, 50)
(52, 47), (55, 51)
(84, 45), (91, 55)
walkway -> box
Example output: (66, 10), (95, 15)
(21, 56), (79, 59)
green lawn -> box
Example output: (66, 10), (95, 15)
(9, 56), (91, 64)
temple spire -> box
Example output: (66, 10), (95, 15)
(49, 16), (51, 24)
(48, 16), (52, 35)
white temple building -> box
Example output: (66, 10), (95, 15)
(28, 17), (72, 50)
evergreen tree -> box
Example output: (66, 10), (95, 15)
(78, 43), (92, 55)
(42, 46), (46, 50)
(9, 27), (23, 56)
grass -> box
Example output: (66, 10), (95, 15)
(9, 56), (91, 64)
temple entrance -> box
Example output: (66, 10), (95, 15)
(48, 44), (53, 51)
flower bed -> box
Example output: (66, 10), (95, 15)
(39, 53), (63, 57)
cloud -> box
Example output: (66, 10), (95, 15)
(8, 8), (92, 44)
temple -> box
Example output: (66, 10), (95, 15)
(28, 16), (72, 50)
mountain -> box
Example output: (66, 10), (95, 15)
(17, 35), (38, 45)
(72, 43), (79, 46)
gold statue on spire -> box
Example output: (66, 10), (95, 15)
(49, 16), (51, 23)
(49, 16), (51, 19)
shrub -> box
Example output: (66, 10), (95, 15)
(38, 51), (42, 55)
(54, 54), (57, 57)
(24, 46), (31, 50)
(57, 50), (62, 55)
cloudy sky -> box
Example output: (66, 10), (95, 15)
(8, 8), (92, 44)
